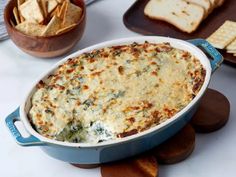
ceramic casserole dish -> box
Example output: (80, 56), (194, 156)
(5, 36), (223, 165)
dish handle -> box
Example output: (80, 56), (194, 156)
(5, 107), (45, 146)
(188, 39), (223, 72)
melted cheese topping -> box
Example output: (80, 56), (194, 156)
(29, 42), (206, 143)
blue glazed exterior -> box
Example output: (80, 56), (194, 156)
(41, 104), (198, 164)
(5, 38), (223, 164)
(188, 39), (223, 72)
(5, 104), (198, 164)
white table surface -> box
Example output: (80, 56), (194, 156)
(1, 0), (236, 177)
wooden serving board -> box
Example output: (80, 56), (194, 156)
(123, 0), (236, 65)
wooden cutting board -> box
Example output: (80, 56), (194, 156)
(123, 0), (236, 65)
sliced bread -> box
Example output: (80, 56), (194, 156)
(144, 0), (205, 33)
(216, 0), (225, 7)
(185, 0), (212, 18)
(209, 0), (218, 6)
(207, 0), (225, 14)
(209, 0), (224, 9)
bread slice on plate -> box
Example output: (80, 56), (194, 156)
(209, 0), (218, 6)
(209, 0), (224, 9)
(216, 0), (225, 7)
(184, 0), (212, 18)
(144, 0), (205, 33)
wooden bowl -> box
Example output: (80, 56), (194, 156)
(4, 0), (86, 58)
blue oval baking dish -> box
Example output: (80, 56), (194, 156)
(5, 36), (223, 165)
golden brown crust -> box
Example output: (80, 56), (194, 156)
(29, 42), (206, 143)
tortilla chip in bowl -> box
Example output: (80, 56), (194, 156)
(4, 0), (86, 58)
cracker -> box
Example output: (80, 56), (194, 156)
(15, 21), (46, 36)
(39, 0), (48, 18)
(226, 38), (236, 50)
(13, 0), (82, 37)
(10, 20), (15, 27)
(17, 0), (25, 6)
(58, 0), (69, 19)
(19, 0), (44, 23)
(56, 0), (64, 4)
(49, 4), (60, 18)
(48, 0), (58, 13)
(226, 50), (236, 54)
(13, 7), (21, 25)
(17, 0), (25, 23)
(56, 23), (77, 35)
(55, 5), (61, 16)
(19, 12), (25, 23)
(42, 15), (62, 36)
(207, 21), (236, 49)
(62, 2), (82, 27)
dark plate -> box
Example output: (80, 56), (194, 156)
(123, 0), (236, 66)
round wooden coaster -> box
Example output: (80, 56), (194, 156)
(101, 155), (159, 177)
(191, 88), (230, 133)
(152, 124), (195, 164)
(71, 163), (100, 169)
